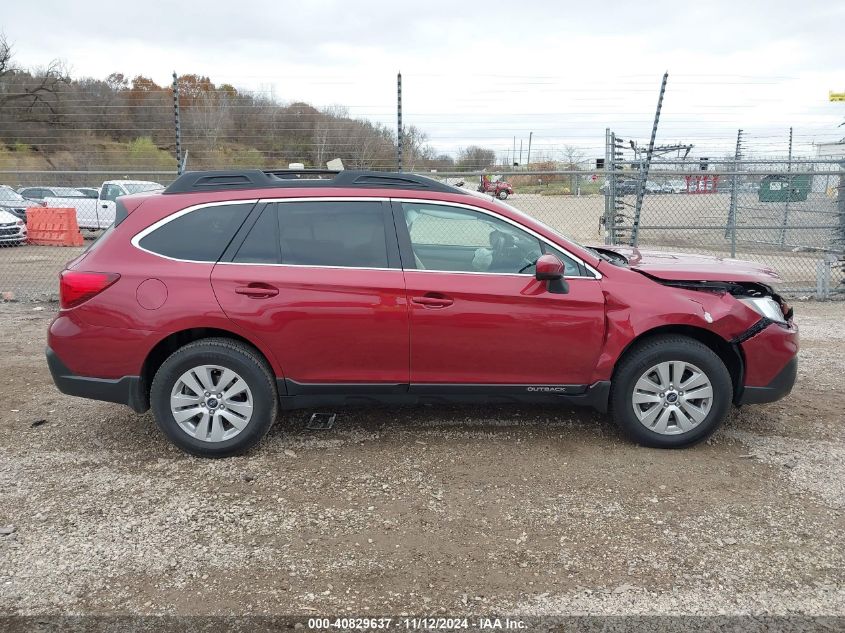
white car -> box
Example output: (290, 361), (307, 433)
(0, 207), (27, 246)
(42, 180), (164, 230)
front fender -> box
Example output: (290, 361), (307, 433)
(590, 274), (761, 383)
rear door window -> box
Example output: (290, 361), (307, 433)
(276, 201), (392, 268)
(138, 203), (253, 262)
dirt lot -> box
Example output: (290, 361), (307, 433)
(0, 301), (843, 618)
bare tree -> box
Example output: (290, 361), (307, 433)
(561, 145), (585, 169)
(0, 35), (69, 121)
(456, 146), (496, 171)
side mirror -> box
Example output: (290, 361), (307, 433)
(535, 254), (569, 294)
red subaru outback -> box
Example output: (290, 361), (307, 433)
(47, 170), (798, 457)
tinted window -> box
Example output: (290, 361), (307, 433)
(277, 201), (389, 268)
(101, 185), (122, 201)
(402, 202), (582, 276)
(139, 203), (252, 262)
(234, 205), (279, 264)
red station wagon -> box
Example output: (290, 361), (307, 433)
(47, 170), (798, 457)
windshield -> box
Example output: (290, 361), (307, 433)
(487, 195), (627, 265)
(487, 196), (586, 249)
(0, 187), (25, 203)
(51, 187), (85, 196)
(121, 182), (164, 194)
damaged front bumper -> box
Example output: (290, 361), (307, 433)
(734, 319), (799, 405)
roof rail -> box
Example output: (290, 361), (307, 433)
(162, 169), (465, 195)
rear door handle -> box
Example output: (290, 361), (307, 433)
(235, 283), (279, 299)
(411, 293), (453, 308)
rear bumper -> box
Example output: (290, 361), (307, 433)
(46, 347), (148, 413)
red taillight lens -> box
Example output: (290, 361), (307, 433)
(59, 271), (120, 309)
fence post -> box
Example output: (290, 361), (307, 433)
(630, 71), (668, 247)
(396, 72), (403, 172)
(172, 71), (183, 175)
(726, 129), (742, 258)
(815, 258), (831, 300)
(779, 127), (793, 246)
(603, 128), (612, 244)
(837, 158), (845, 254)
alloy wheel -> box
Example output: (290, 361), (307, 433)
(631, 360), (713, 435)
(169, 364), (254, 442)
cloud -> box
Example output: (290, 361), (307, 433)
(4, 0), (844, 157)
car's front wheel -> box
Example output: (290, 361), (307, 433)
(150, 338), (278, 457)
(610, 335), (732, 448)
(497, 190), (509, 199)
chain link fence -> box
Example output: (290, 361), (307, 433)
(0, 164), (843, 301)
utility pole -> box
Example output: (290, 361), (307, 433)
(630, 71), (669, 247)
(172, 71), (183, 174)
(518, 139), (523, 168)
(396, 72), (403, 172)
(512, 136), (516, 167)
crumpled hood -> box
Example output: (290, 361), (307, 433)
(596, 245), (782, 285)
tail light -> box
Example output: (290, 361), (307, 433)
(59, 271), (120, 309)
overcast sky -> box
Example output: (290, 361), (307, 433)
(4, 0), (845, 160)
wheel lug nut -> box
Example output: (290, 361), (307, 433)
(204, 392), (210, 397)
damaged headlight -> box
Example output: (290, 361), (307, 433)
(739, 296), (787, 324)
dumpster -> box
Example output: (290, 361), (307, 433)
(758, 174), (811, 202)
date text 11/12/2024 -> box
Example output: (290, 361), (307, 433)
(306, 617), (527, 629)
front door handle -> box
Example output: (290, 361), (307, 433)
(411, 293), (453, 308)
(235, 283), (279, 299)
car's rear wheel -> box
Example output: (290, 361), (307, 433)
(150, 338), (277, 457)
(497, 190), (509, 199)
(610, 335), (732, 448)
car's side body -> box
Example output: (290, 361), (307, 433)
(47, 170), (797, 416)
(45, 170), (798, 455)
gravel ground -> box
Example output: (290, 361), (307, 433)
(0, 301), (843, 619)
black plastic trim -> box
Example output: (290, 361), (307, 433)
(163, 170), (465, 195)
(47, 348), (148, 413)
(730, 317), (774, 344)
(277, 379), (611, 412)
(219, 202), (274, 263)
(735, 357), (797, 405)
(113, 199), (129, 227)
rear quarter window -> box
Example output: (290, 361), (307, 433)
(137, 203), (253, 262)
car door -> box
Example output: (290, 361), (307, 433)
(96, 185), (120, 228)
(394, 200), (606, 388)
(211, 199), (410, 393)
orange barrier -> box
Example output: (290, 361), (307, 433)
(26, 208), (84, 247)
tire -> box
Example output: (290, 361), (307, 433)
(497, 190), (509, 200)
(150, 338), (278, 457)
(609, 335), (732, 448)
